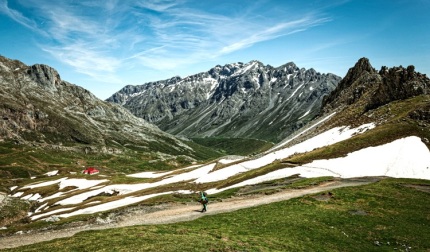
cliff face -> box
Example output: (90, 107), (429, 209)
(107, 61), (341, 142)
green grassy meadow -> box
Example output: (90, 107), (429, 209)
(191, 137), (274, 156)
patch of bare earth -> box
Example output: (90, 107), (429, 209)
(403, 184), (430, 193)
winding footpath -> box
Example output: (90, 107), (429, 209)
(0, 180), (372, 250)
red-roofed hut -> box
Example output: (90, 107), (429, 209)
(82, 167), (99, 175)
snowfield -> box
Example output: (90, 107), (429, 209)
(9, 123), (430, 221)
(206, 136), (430, 194)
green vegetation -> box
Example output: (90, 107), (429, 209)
(191, 137), (274, 156)
(3, 178), (430, 251)
(0, 138), (222, 186)
(0, 197), (31, 227)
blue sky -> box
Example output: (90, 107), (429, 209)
(0, 0), (429, 99)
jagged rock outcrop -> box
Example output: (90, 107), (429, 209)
(0, 55), (197, 158)
(322, 58), (377, 109)
(322, 57), (430, 115)
(321, 58), (430, 131)
(107, 61), (341, 142)
(368, 64), (429, 111)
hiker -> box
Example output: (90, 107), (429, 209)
(198, 191), (208, 212)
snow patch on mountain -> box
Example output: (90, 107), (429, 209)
(206, 136), (430, 194)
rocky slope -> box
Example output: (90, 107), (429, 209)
(0, 55), (200, 159)
(107, 61), (341, 142)
(320, 57), (430, 127)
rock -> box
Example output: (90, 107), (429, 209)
(322, 58), (430, 116)
(27, 64), (61, 93)
(44, 215), (60, 222)
(95, 214), (116, 225)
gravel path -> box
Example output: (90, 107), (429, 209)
(0, 180), (372, 250)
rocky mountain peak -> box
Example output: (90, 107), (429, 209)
(321, 57), (430, 116)
(339, 57), (375, 90)
(277, 62), (298, 71)
(27, 64), (62, 93)
(321, 58), (378, 112)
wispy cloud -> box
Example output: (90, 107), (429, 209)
(0, 0), (46, 35)
(219, 17), (330, 54)
(136, 0), (184, 12)
(1, 0), (333, 81)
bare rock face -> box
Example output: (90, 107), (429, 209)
(27, 64), (61, 93)
(0, 55), (195, 157)
(322, 57), (430, 115)
(367, 65), (429, 111)
(107, 61), (341, 142)
(322, 57), (378, 112)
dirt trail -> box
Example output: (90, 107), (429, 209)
(0, 180), (372, 250)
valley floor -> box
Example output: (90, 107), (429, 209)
(0, 178), (373, 250)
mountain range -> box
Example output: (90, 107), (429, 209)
(107, 61), (341, 142)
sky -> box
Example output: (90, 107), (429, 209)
(0, 0), (429, 100)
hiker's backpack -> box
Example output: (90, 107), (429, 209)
(200, 192), (208, 204)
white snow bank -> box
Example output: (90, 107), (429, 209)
(196, 123), (375, 183)
(127, 164), (203, 178)
(34, 203), (48, 213)
(21, 178), (108, 202)
(218, 157), (244, 164)
(21, 193), (42, 201)
(40, 192), (64, 202)
(31, 207), (75, 221)
(54, 164), (216, 206)
(298, 110), (310, 120)
(274, 112), (336, 150)
(58, 178), (108, 190)
(305, 136), (430, 179)
(45, 170), (58, 176)
(55, 190), (192, 219)
(23, 178), (67, 189)
(11, 192), (24, 197)
(127, 171), (173, 178)
(207, 136), (430, 194)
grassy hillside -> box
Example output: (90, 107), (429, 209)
(0, 139), (222, 189)
(191, 137), (274, 156)
(3, 178), (430, 251)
